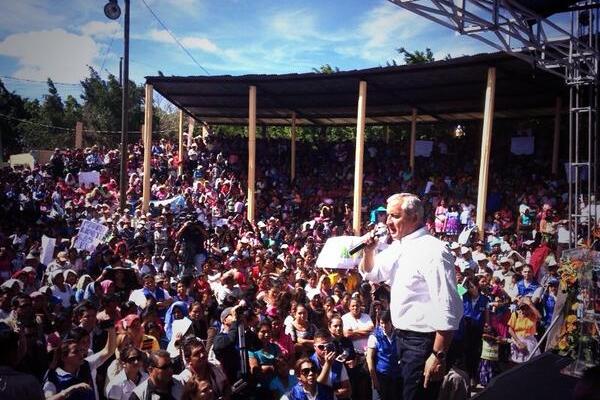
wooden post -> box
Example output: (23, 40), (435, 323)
(353, 81), (367, 236)
(142, 84), (153, 213)
(552, 97), (561, 175)
(140, 124), (144, 145)
(247, 86), (257, 223)
(178, 110), (184, 176)
(410, 108), (417, 171)
(385, 125), (390, 144)
(187, 117), (195, 148)
(291, 112), (296, 182)
(476, 67), (496, 238)
(75, 122), (83, 148)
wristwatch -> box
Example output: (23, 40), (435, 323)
(432, 349), (446, 361)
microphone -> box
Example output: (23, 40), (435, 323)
(348, 226), (388, 256)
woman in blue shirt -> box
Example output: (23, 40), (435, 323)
(462, 277), (489, 388)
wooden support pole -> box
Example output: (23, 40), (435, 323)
(476, 67), (496, 238)
(140, 124), (144, 145)
(410, 108), (417, 171)
(353, 81), (367, 236)
(552, 97), (562, 175)
(178, 110), (184, 176)
(142, 84), (153, 213)
(247, 86), (257, 223)
(385, 125), (390, 144)
(75, 121), (83, 148)
(291, 112), (296, 183)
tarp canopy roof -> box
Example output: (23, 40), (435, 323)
(146, 52), (566, 126)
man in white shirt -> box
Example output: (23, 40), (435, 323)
(341, 297), (374, 354)
(359, 193), (463, 400)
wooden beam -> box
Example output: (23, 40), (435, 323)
(291, 112), (296, 183)
(178, 110), (184, 176)
(187, 117), (195, 148)
(75, 122), (83, 148)
(140, 124), (144, 145)
(552, 97), (561, 175)
(476, 67), (496, 238)
(247, 86), (257, 223)
(385, 125), (390, 144)
(353, 81), (367, 236)
(142, 84), (153, 213)
(410, 108), (417, 171)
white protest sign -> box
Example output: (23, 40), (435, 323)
(74, 220), (108, 253)
(41, 235), (56, 266)
(9, 153), (35, 169)
(78, 171), (100, 187)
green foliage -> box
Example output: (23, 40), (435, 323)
(397, 47), (435, 64)
(312, 64), (340, 74)
(80, 67), (144, 147)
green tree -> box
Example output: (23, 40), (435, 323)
(312, 64), (340, 74)
(0, 79), (30, 158)
(80, 67), (144, 147)
(397, 47), (435, 64)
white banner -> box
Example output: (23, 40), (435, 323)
(41, 235), (56, 266)
(511, 137), (535, 155)
(74, 220), (108, 253)
(78, 171), (100, 187)
(316, 234), (389, 270)
(415, 140), (434, 157)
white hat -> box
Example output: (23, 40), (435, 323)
(460, 246), (471, 255)
(449, 242), (460, 250)
(499, 257), (513, 265)
(474, 253), (488, 262)
(514, 261), (525, 270)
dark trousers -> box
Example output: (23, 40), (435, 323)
(397, 330), (442, 400)
(375, 371), (403, 400)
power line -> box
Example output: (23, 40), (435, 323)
(0, 112), (170, 135)
(100, 33), (118, 74)
(140, 0), (211, 75)
(0, 75), (81, 87)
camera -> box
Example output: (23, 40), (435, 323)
(325, 342), (337, 353)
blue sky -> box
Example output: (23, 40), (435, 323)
(0, 0), (569, 102)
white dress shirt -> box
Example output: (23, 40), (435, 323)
(361, 227), (463, 332)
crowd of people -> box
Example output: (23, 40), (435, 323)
(0, 131), (594, 400)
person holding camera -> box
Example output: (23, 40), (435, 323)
(281, 357), (333, 400)
(309, 329), (351, 400)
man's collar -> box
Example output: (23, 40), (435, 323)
(400, 226), (428, 242)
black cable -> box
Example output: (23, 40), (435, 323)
(140, 0), (211, 75)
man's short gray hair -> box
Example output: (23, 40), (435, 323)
(387, 193), (424, 223)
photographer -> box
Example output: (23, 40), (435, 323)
(310, 329), (351, 400)
(211, 302), (247, 384)
(176, 216), (207, 272)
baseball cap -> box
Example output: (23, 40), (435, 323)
(220, 307), (234, 323)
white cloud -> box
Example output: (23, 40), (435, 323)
(80, 21), (121, 39)
(181, 37), (218, 53)
(0, 1), (65, 33)
(0, 29), (100, 83)
(144, 29), (219, 53)
(337, 2), (430, 62)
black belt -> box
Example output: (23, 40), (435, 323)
(396, 329), (436, 339)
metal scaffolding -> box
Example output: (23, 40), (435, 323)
(389, 0), (599, 246)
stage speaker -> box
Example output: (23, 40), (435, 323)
(473, 352), (579, 400)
